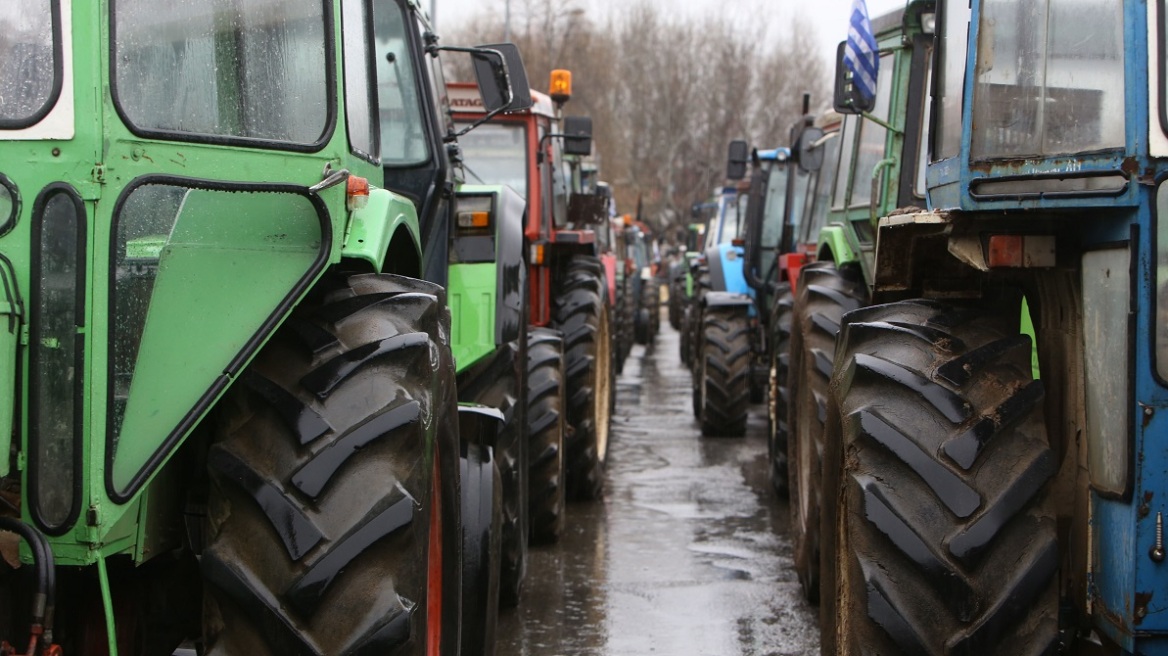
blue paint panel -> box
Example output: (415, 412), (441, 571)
(927, 1), (1168, 651)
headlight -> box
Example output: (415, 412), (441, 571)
(456, 194), (494, 233)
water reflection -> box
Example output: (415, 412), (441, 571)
(498, 316), (819, 654)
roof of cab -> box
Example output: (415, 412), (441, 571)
(447, 82), (556, 119)
(755, 148), (792, 162)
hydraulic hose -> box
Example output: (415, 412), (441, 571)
(0, 517), (56, 645)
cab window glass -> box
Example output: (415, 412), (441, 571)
(423, 34), (455, 139)
(850, 53), (894, 207)
(0, 0), (58, 126)
(788, 165), (810, 240)
(935, 0), (971, 160)
(551, 138), (569, 228)
(833, 115), (858, 209)
(114, 0), (330, 144)
(971, 0), (1124, 158)
(761, 162), (789, 248)
(803, 131), (842, 244)
(374, 0), (430, 165)
(342, 0), (378, 160)
(915, 47), (934, 197)
(718, 196), (742, 244)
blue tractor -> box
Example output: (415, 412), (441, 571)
(819, 1), (1168, 654)
(689, 145), (791, 436)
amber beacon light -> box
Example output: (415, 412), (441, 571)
(549, 69), (572, 104)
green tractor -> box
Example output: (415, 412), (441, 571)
(666, 223), (705, 331)
(675, 217), (711, 368)
(0, 1), (525, 653)
(782, 0), (935, 603)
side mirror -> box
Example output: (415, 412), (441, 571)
(833, 41), (876, 114)
(563, 116), (593, 156)
(567, 192), (608, 225)
(726, 140), (749, 181)
(472, 43), (533, 113)
(794, 126), (827, 173)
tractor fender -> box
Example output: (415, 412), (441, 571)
(341, 187), (422, 273)
(705, 244), (752, 297)
(703, 291), (753, 309)
(0, 255), (19, 478)
(817, 224), (861, 269)
(451, 184), (527, 347)
(599, 253), (618, 306)
(448, 185), (528, 371)
(457, 403), (506, 449)
(492, 186), (527, 346)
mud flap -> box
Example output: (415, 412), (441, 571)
(703, 291), (753, 309)
(457, 403), (505, 450)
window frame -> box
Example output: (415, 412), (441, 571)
(28, 183), (86, 534)
(103, 176), (333, 503)
(108, 0), (337, 152)
(0, 0), (64, 130)
(342, 0), (380, 163)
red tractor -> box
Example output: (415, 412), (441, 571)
(450, 72), (613, 501)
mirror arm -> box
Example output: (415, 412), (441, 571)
(536, 132), (583, 159)
(446, 105), (508, 143)
(810, 133), (837, 150)
(859, 112), (902, 135)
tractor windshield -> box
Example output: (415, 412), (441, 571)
(113, 0), (330, 145)
(969, 0), (1124, 159)
(0, 0), (59, 128)
(455, 121), (528, 194)
(374, 0), (431, 166)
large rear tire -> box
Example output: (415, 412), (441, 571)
(202, 273), (461, 656)
(526, 328), (567, 543)
(668, 273), (684, 330)
(766, 282), (794, 496)
(635, 278), (658, 347)
(553, 255), (612, 501)
(787, 261), (864, 603)
(695, 305), (751, 437)
(821, 299), (1057, 655)
(614, 275), (633, 374)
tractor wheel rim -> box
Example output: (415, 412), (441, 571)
(796, 391), (814, 534)
(595, 305), (612, 462)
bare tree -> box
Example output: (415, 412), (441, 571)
(441, 0), (830, 233)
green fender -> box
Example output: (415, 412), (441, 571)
(448, 184), (527, 373)
(817, 224), (862, 268)
(341, 187), (422, 272)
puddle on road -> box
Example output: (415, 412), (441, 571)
(497, 318), (820, 655)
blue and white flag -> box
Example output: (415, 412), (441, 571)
(845, 0), (879, 102)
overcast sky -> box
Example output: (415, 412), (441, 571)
(427, 0), (906, 66)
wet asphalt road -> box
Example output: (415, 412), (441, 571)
(497, 307), (821, 656)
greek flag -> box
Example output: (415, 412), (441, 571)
(845, 0), (879, 102)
